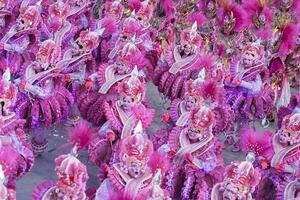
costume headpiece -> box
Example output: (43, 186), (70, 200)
(190, 106), (216, 130)
(180, 21), (202, 49)
(117, 67), (146, 100)
(120, 121), (153, 163)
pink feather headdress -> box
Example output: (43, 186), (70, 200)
(196, 54), (215, 70)
(217, 0), (246, 33)
(117, 75), (146, 99)
(278, 23), (299, 56)
(180, 22), (202, 49)
(187, 12), (206, 27)
(99, 16), (118, 37)
(199, 81), (221, 103)
(131, 105), (155, 129)
(240, 128), (273, 160)
(243, 0), (273, 39)
(120, 133), (154, 162)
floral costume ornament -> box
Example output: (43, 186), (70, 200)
(164, 106), (224, 199)
(211, 153), (261, 200)
(95, 122), (163, 200)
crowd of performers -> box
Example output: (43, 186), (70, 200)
(0, 0), (300, 199)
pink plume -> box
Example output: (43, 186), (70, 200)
(218, 2), (246, 32)
(240, 128), (273, 160)
(188, 12), (206, 27)
(199, 81), (219, 102)
(131, 105), (155, 129)
(230, 4), (247, 32)
(68, 121), (94, 150)
(147, 152), (170, 173)
(243, 0), (273, 25)
(101, 16), (118, 36)
(279, 23), (299, 56)
(195, 55), (215, 70)
(256, 28), (272, 40)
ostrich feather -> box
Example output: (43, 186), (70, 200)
(68, 121), (94, 150)
(199, 81), (219, 102)
(279, 23), (299, 56)
(188, 12), (206, 27)
(100, 16), (118, 36)
(147, 152), (170, 173)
